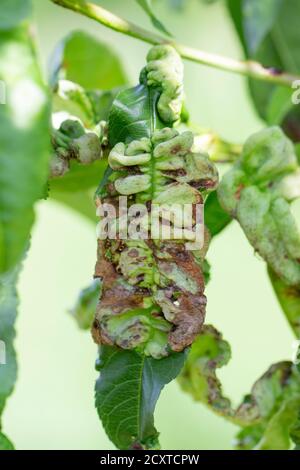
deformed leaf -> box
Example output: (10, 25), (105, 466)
(92, 44), (218, 449)
(95, 345), (186, 450)
(178, 325), (233, 417)
(108, 84), (163, 146)
(179, 324), (300, 450)
(109, 44), (185, 146)
(218, 127), (300, 287)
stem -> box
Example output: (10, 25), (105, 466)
(51, 0), (300, 87)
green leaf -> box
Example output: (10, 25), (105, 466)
(136, 0), (172, 37)
(243, 0), (283, 54)
(70, 279), (102, 329)
(205, 192), (232, 238)
(0, 259), (24, 449)
(0, 0), (32, 30)
(49, 159), (107, 221)
(218, 127), (300, 287)
(227, 0), (300, 126)
(87, 89), (121, 124)
(256, 396), (300, 450)
(52, 80), (96, 129)
(178, 325), (233, 417)
(50, 159), (107, 193)
(0, 268), (18, 416)
(268, 267), (300, 337)
(290, 411), (300, 449)
(0, 432), (14, 450)
(108, 84), (164, 146)
(95, 346), (186, 450)
(0, 26), (51, 275)
(49, 30), (127, 90)
(50, 189), (97, 222)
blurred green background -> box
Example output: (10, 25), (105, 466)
(3, 0), (299, 450)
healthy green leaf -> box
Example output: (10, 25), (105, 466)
(243, 0), (283, 55)
(49, 30), (127, 90)
(87, 89), (121, 124)
(226, 0), (300, 125)
(0, 25), (51, 275)
(0, 0), (32, 30)
(95, 346), (186, 450)
(49, 159), (107, 221)
(136, 0), (171, 37)
(268, 267), (300, 337)
(0, 432), (14, 450)
(50, 158), (107, 193)
(0, 259), (24, 450)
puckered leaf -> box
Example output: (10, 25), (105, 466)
(92, 44), (218, 449)
(0, 25), (50, 275)
(179, 325), (300, 450)
(218, 127), (300, 287)
(108, 44), (185, 146)
(95, 346), (186, 450)
(178, 325), (232, 417)
(49, 30), (127, 90)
